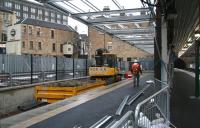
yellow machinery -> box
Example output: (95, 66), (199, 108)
(89, 48), (118, 84)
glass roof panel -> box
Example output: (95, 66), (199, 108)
(68, 0), (95, 12)
(56, 2), (80, 13)
(117, 0), (143, 9)
(87, 0), (119, 11)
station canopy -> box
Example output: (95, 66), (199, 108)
(35, 0), (156, 54)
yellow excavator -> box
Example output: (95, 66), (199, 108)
(89, 48), (119, 84)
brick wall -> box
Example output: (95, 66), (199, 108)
(21, 24), (76, 56)
(88, 27), (152, 61)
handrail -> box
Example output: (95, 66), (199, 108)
(110, 111), (134, 128)
(0, 76), (90, 92)
(134, 79), (169, 120)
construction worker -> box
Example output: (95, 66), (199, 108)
(131, 59), (142, 87)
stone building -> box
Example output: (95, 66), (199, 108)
(0, 6), (16, 53)
(6, 18), (78, 56)
(88, 27), (152, 61)
(0, 6), (15, 43)
(0, 0), (68, 25)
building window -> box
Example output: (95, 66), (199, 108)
(30, 41), (33, 50)
(51, 12), (55, 17)
(52, 43), (56, 52)
(57, 20), (61, 24)
(29, 26), (32, 35)
(45, 17), (49, 21)
(23, 6), (28, 12)
(15, 4), (20, 10)
(45, 11), (49, 16)
(51, 30), (54, 39)
(63, 15), (67, 20)
(38, 9), (42, 14)
(57, 14), (61, 19)
(31, 14), (35, 19)
(22, 41), (25, 48)
(3, 13), (8, 21)
(37, 27), (40, 36)
(31, 8), (35, 13)
(16, 11), (20, 17)
(23, 13), (28, 18)
(38, 9), (43, 20)
(38, 42), (42, 50)
(68, 48), (71, 51)
(107, 45), (112, 51)
(60, 44), (63, 52)
(5, 2), (12, 8)
(1, 33), (7, 42)
(51, 18), (55, 23)
(63, 21), (67, 25)
(23, 26), (26, 33)
(127, 57), (131, 61)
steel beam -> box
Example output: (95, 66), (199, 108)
(35, 0), (67, 3)
(112, 0), (122, 9)
(116, 95), (130, 115)
(121, 38), (154, 41)
(83, 15), (151, 25)
(129, 40), (154, 43)
(107, 28), (154, 35)
(132, 43), (154, 45)
(72, 8), (150, 17)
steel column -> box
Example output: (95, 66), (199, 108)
(195, 41), (200, 97)
(73, 57), (75, 78)
(55, 56), (58, 80)
(154, 0), (161, 80)
(30, 54), (33, 84)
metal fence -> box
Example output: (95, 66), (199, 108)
(0, 54), (90, 87)
(108, 79), (176, 128)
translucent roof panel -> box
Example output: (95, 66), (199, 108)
(117, 0), (144, 9)
(55, 0), (143, 14)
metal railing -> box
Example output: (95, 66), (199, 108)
(110, 111), (137, 128)
(107, 79), (176, 128)
(134, 86), (170, 128)
(0, 54), (90, 87)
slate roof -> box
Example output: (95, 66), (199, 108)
(0, 6), (13, 13)
(16, 18), (76, 32)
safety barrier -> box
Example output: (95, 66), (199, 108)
(35, 80), (106, 103)
(107, 79), (176, 128)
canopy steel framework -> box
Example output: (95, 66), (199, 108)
(36, 0), (156, 54)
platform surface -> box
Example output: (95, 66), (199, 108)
(28, 73), (154, 128)
(171, 69), (200, 128)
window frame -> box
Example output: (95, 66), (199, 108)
(51, 29), (55, 39)
(38, 42), (42, 50)
(30, 41), (33, 50)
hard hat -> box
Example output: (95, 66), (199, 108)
(133, 59), (138, 63)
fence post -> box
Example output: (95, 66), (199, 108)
(56, 56), (58, 80)
(30, 54), (33, 84)
(85, 59), (88, 76)
(73, 57), (75, 78)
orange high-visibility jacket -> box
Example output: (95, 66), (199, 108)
(131, 63), (141, 75)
